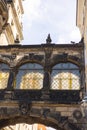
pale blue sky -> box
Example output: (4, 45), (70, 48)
(22, 0), (81, 45)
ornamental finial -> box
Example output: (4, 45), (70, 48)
(46, 34), (52, 44)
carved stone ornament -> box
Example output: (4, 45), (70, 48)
(19, 103), (31, 115)
(42, 108), (50, 118)
(73, 110), (82, 120)
(46, 34), (52, 44)
(29, 53), (34, 60)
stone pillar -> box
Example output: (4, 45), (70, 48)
(41, 66), (51, 100)
(7, 68), (16, 89)
(43, 66), (51, 91)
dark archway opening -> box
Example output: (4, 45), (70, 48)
(0, 116), (59, 130)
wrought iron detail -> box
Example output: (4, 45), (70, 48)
(15, 63), (44, 89)
(51, 62), (80, 90)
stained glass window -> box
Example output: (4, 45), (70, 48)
(0, 63), (9, 89)
(51, 63), (80, 90)
(15, 63), (43, 89)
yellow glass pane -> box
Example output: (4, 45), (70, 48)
(51, 72), (80, 90)
(51, 79), (60, 89)
(0, 72), (9, 89)
(61, 79), (69, 90)
(72, 79), (80, 90)
(20, 72), (43, 89)
(61, 72), (69, 78)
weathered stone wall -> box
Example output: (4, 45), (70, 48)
(0, 42), (85, 130)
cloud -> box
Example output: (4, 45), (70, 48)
(22, 0), (41, 28)
(22, 0), (81, 45)
(70, 27), (81, 42)
(57, 27), (81, 44)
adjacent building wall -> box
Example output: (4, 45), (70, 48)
(0, 0), (24, 45)
(76, 0), (87, 91)
(0, 0), (8, 34)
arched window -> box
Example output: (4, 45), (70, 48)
(0, 63), (9, 89)
(15, 63), (44, 89)
(51, 63), (80, 90)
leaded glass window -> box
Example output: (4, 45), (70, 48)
(51, 63), (80, 90)
(0, 63), (9, 89)
(15, 63), (44, 89)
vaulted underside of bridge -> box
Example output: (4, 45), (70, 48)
(0, 40), (86, 130)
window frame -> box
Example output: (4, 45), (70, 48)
(15, 63), (44, 90)
(51, 62), (81, 90)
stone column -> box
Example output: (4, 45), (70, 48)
(7, 68), (16, 90)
